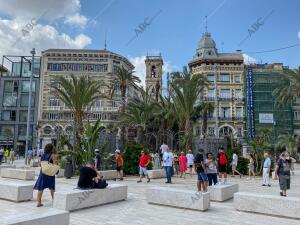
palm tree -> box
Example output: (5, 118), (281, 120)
(115, 66), (141, 112)
(51, 74), (104, 147)
(273, 67), (300, 106)
(119, 88), (157, 144)
(200, 102), (214, 137)
(276, 134), (297, 157)
(169, 66), (208, 148)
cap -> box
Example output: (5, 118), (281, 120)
(95, 149), (99, 152)
(115, 149), (121, 153)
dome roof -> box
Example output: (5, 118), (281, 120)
(198, 32), (216, 49)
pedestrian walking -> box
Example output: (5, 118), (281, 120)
(262, 152), (271, 187)
(4, 148), (9, 163)
(194, 149), (208, 192)
(205, 152), (218, 186)
(95, 149), (101, 170)
(115, 149), (124, 181)
(0, 147), (4, 164)
(179, 151), (187, 178)
(231, 152), (242, 178)
(34, 143), (58, 207)
(275, 152), (292, 197)
(186, 149), (194, 177)
(163, 148), (173, 183)
(8, 148), (15, 164)
(173, 154), (180, 175)
(217, 147), (228, 184)
(137, 150), (151, 183)
(247, 154), (255, 180)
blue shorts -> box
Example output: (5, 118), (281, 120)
(197, 171), (208, 181)
(139, 167), (148, 176)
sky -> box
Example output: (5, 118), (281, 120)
(0, 0), (299, 85)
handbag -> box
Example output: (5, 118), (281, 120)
(41, 156), (60, 176)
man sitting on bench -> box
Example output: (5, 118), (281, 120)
(78, 161), (108, 189)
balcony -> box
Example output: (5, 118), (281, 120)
(218, 97), (232, 101)
(219, 117), (232, 121)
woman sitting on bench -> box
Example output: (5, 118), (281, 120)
(78, 161), (108, 189)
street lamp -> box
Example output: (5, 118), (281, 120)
(25, 48), (35, 164)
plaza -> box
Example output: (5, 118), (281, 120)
(0, 159), (299, 225)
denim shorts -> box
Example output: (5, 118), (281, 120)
(139, 167), (148, 176)
(197, 171), (208, 181)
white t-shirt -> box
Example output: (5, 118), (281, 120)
(232, 153), (238, 165)
(186, 153), (194, 165)
(163, 152), (173, 167)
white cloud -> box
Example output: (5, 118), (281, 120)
(64, 13), (88, 29)
(129, 55), (178, 88)
(298, 31), (300, 39)
(243, 53), (256, 65)
(0, 18), (91, 58)
(0, 0), (89, 28)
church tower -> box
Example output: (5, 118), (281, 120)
(145, 54), (163, 101)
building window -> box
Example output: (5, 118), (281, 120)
(1, 111), (16, 121)
(234, 75), (241, 83)
(208, 127), (215, 136)
(294, 111), (300, 120)
(220, 89), (230, 99)
(220, 74), (230, 82)
(21, 81), (36, 92)
(195, 127), (201, 136)
(4, 81), (18, 92)
(19, 111), (34, 122)
(0, 125), (14, 139)
(237, 127), (242, 137)
(3, 93), (17, 107)
(207, 74), (215, 82)
(20, 94), (35, 107)
(236, 107), (242, 118)
(208, 89), (215, 99)
(235, 89), (242, 99)
(220, 107), (230, 118)
(49, 97), (60, 107)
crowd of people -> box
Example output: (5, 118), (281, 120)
(4, 141), (293, 207)
(0, 146), (15, 164)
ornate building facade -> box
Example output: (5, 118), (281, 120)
(189, 32), (245, 139)
(145, 55), (163, 101)
(38, 49), (134, 149)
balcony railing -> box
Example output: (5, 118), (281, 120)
(43, 106), (119, 112)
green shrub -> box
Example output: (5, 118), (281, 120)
(123, 144), (153, 175)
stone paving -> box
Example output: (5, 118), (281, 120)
(0, 160), (300, 225)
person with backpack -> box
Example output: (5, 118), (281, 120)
(275, 152), (292, 196)
(194, 149), (208, 192)
(217, 147), (227, 184)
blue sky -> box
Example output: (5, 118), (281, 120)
(0, 0), (299, 83)
(78, 0), (300, 68)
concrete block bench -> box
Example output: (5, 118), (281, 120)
(97, 170), (118, 180)
(0, 180), (33, 202)
(147, 169), (166, 179)
(147, 187), (210, 211)
(53, 183), (127, 211)
(2, 208), (69, 225)
(234, 192), (300, 219)
(1, 168), (35, 180)
(0, 165), (16, 173)
(209, 183), (239, 202)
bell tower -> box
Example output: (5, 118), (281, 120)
(145, 54), (163, 101)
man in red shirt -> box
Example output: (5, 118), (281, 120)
(137, 150), (151, 183)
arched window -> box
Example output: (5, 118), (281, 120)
(151, 65), (157, 78)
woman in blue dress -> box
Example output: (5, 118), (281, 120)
(34, 143), (57, 207)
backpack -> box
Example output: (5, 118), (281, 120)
(219, 153), (227, 165)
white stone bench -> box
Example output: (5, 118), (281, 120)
(1, 168), (35, 180)
(0, 165), (16, 173)
(209, 183), (239, 202)
(2, 208), (69, 225)
(234, 192), (300, 219)
(97, 170), (118, 180)
(147, 169), (166, 179)
(0, 180), (33, 202)
(53, 183), (127, 211)
(147, 187), (210, 211)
